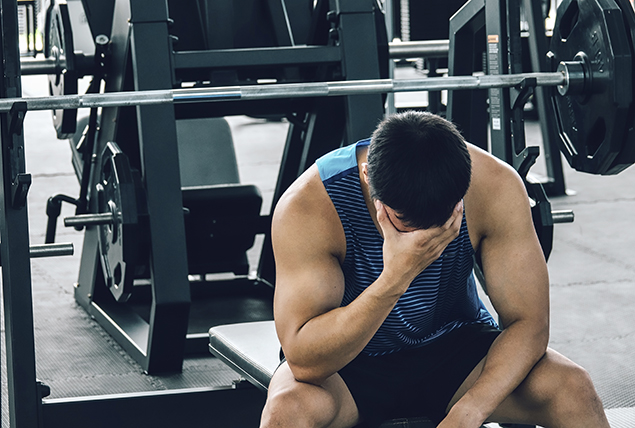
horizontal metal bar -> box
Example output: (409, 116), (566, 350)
(388, 40), (449, 59)
(29, 242), (74, 258)
(174, 41), (447, 70)
(0, 71), (567, 112)
(20, 40), (447, 76)
(174, 45), (341, 70)
(42, 385), (266, 428)
(20, 56), (66, 75)
(552, 210), (574, 223)
(64, 212), (114, 227)
(0, 243), (74, 266)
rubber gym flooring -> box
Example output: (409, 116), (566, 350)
(2, 72), (635, 427)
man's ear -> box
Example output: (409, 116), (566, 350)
(361, 163), (370, 184)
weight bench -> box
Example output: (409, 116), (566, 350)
(209, 321), (441, 427)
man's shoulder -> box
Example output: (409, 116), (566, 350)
(272, 164), (346, 260)
(468, 144), (524, 196)
(276, 165), (326, 215)
(466, 144), (530, 243)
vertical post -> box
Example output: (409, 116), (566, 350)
(523, 0), (567, 196)
(385, 0), (396, 116)
(485, 0), (513, 163)
(333, 0), (386, 144)
(447, 0), (488, 150)
(128, 0), (191, 373)
(0, 0), (41, 427)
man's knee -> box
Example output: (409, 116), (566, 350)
(261, 383), (338, 428)
(545, 361), (603, 418)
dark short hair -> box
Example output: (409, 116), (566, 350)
(367, 111), (471, 229)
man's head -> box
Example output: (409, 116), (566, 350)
(365, 111), (471, 230)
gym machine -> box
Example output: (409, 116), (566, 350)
(36, 0), (390, 377)
(2, 0), (635, 427)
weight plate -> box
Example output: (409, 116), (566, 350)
(550, 0), (633, 175)
(607, 0), (635, 174)
(44, 3), (78, 140)
(97, 142), (140, 302)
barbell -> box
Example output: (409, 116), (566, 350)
(3, 70), (571, 111)
(24, 0), (635, 175)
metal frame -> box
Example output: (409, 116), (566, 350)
(67, 0), (389, 375)
(522, 0), (567, 196)
(41, 386), (265, 428)
(447, 0), (566, 194)
(73, 0), (191, 374)
(0, 1), (41, 427)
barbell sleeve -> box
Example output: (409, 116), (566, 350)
(0, 243), (74, 266)
(388, 40), (449, 59)
(552, 210), (575, 224)
(29, 243), (75, 258)
(64, 213), (114, 228)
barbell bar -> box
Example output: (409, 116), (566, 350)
(0, 66), (577, 113)
(63, 208), (574, 228)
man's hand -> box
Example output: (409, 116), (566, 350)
(375, 199), (463, 289)
(436, 403), (485, 428)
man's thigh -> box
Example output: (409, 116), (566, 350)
(264, 362), (360, 428)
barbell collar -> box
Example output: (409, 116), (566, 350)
(0, 70), (570, 112)
(21, 56), (67, 76)
(64, 212), (114, 228)
(557, 56), (589, 97)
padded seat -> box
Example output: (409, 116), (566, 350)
(209, 321), (280, 392)
(209, 321), (438, 428)
(182, 184), (264, 275)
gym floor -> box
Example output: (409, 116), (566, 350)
(2, 71), (635, 427)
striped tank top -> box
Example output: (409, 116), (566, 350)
(316, 139), (496, 356)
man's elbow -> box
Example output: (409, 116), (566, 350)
(504, 315), (549, 353)
(286, 360), (330, 386)
(526, 316), (550, 356)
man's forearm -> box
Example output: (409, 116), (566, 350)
(281, 273), (407, 385)
(447, 319), (549, 424)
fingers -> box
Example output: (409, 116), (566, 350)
(442, 199), (464, 229)
(374, 200), (397, 238)
(439, 200), (464, 243)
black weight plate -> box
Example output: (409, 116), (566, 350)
(45, 3), (78, 140)
(607, 0), (635, 174)
(551, 0), (633, 175)
(97, 143), (140, 303)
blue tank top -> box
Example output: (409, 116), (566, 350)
(316, 139), (497, 356)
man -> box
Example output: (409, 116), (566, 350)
(260, 111), (609, 427)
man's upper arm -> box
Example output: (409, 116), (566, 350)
(473, 156), (550, 330)
(270, 168), (346, 352)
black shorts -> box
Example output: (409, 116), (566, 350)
(339, 323), (501, 428)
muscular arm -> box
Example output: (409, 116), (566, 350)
(273, 166), (462, 385)
(444, 147), (550, 425)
